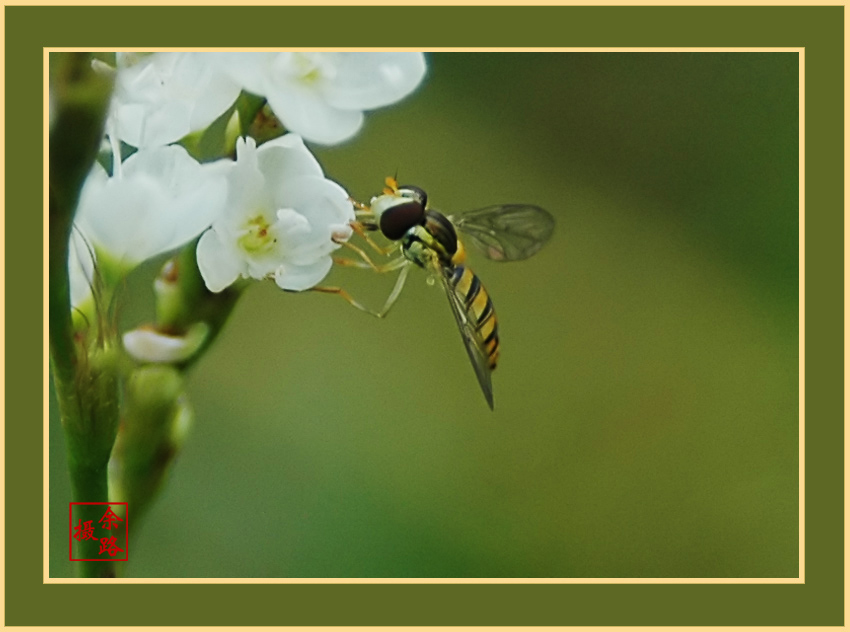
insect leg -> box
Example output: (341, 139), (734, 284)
(332, 257), (373, 270)
(336, 241), (387, 272)
(309, 286), (385, 317)
(332, 254), (408, 273)
(349, 220), (398, 256)
(374, 262), (410, 318)
(311, 261), (410, 318)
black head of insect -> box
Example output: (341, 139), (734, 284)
(378, 184), (429, 240)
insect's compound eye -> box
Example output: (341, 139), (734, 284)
(398, 185), (428, 210)
(379, 199), (426, 240)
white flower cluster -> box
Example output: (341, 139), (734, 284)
(69, 52), (427, 308)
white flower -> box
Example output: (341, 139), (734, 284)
(196, 134), (354, 292)
(108, 53), (242, 148)
(102, 52), (426, 148)
(75, 144), (227, 270)
(220, 52), (427, 144)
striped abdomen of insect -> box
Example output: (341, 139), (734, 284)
(449, 265), (500, 370)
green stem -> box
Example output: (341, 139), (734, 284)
(59, 343), (121, 579)
(49, 53), (113, 369)
(49, 51), (113, 386)
(49, 52), (118, 578)
(69, 459), (114, 578)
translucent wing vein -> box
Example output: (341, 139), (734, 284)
(431, 260), (495, 410)
(449, 204), (555, 262)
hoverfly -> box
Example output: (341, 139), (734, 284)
(327, 177), (554, 410)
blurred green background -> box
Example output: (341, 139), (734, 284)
(49, 52), (799, 578)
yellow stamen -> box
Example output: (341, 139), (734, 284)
(237, 214), (276, 254)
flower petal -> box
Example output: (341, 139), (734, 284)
(321, 53), (427, 111)
(277, 175), (354, 230)
(214, 52), (278, 97)
(77, 146), (227, 267)
(176, 53), (242, 131)
(275, 208), (312, 237)
(123, 143), (205, 195)
(110, 52), (241, 148)
(75, 171), (169, 266)
(124, 145), (228, 252)
(257, 133), (323, 181)
(222, 137), (271, 218)
(196, 228), (243, 292)
(274, 256), (334, 291)
(114, 100), (191, 149)
(265, 83), (363, 145)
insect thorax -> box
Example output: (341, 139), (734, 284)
(423, 210), (459, 258)
(400, 226), (439, 268)
(401, 211), (458, 268)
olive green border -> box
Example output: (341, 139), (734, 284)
(21, 5), (841, 626)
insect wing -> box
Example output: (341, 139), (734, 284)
(449, 204), (555, 262)
(432, 261), (495, 410)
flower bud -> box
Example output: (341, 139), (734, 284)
(62, 343), (121, 470)
(123, 322), (209, 365)
(108, 365), (193, 523)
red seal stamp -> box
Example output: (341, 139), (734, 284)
(69, 502), (129, 562)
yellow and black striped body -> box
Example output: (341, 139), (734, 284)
(367, 178), (553, 409)
(448, 264), (500, 370)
